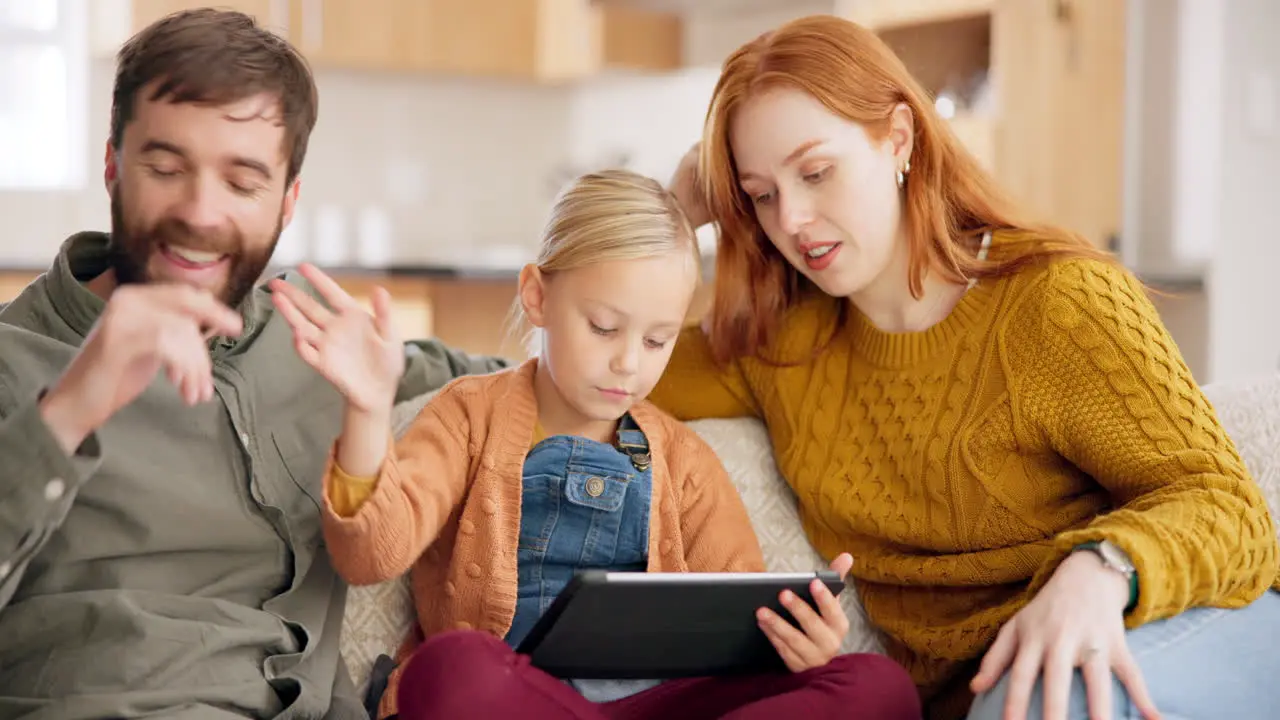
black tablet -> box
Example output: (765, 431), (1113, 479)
(515, 570), (846, 679)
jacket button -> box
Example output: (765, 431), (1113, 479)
(466, 563), (483, 578)
(44, 478), (66, 502)
(481, 498), (497, 514)
(459, 519), (476, 534)
(659, 539), (674, 554)
(444, 581), (457, 597)
(455, 620), (472, 630)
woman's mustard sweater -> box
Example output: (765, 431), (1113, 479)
(649, 256), (1279, 706)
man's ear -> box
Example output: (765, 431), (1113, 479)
(104, 139), (119, 193)
(518, 264), (548, 328)
(281, 177), (301, 228)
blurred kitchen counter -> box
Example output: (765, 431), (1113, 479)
(0, 252), (721, 362)
(0, 264), (525, 360)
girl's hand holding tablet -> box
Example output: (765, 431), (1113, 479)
(757, 552), (855, 672)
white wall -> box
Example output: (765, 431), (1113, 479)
(1124, 0), (1280, 383)
(0, 56), (576, 270)
(1205, 0), (1280, 382)
(563, 68), (721, 255)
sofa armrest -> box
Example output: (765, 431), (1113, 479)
(1202, 374), (1280, 540)
(338, 393), (436, 697)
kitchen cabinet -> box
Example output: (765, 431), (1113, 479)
(844, 0), (1126, 247)
(411, 0), (583, 81)
(0, 272), (34, 304)
(289, 0), (682, 80)
(124, 0), (682, 82)
(847, 0), (993, 31)
(287, 0), (432, 73)
(129, 0), (290, 35)
(288, 272), (526, 358)
(596, 3), (683, 73)
(992, 0), (1125, 250)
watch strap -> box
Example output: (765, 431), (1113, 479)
(1074, 541), (1139, 613)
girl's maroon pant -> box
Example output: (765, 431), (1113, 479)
(396, 630), (922, 720)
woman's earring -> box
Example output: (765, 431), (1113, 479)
(896, 159), (911, 189)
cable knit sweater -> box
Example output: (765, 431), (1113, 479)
(321, 359), (765, 718)
(649, 254), (1280, 712)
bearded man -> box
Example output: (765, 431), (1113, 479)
(0, 8), (507, 719)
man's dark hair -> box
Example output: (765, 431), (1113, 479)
(110, 8), (318, 184)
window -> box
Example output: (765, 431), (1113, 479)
(0, 0), (88, 190)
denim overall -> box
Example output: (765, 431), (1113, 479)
(505, 414), (663, 702)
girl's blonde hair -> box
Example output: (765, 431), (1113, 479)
(510, 168), (700, 356)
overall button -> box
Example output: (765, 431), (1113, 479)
(585, 477), (606, 497)
(239, 432), (250, 447)
(0, 561), (11, 581)
(44, 478), (65, 502)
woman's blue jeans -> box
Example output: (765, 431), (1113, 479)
(968, 589), (1280, 720)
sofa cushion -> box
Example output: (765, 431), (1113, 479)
(342, 578), (416, 698)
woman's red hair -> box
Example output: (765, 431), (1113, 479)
(700, 14), (1114, 365)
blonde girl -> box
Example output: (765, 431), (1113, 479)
(270, 169), (920, 720)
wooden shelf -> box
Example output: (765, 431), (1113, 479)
(595, 3), (683, 73)
(120, 0), (683, 83)
(850, 0), (994, 31)
(876, 12), (991, 101)
(852, 5), (998, 212)
(844, 0), (1125, 249)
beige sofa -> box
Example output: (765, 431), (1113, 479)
(338, 373), (1280, 697)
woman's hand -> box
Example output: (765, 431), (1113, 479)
(668, 141), (712, 230)
(971, 551), (1161, 720)
(757, 552), (854, 672)
(269, 263), (405, 414)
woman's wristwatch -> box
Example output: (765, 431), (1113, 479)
(1074, 540), (1139, 612)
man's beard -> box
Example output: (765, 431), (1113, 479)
(108, 192), (283, 308)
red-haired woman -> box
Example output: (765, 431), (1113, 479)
(653, 14), (1280, 720)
